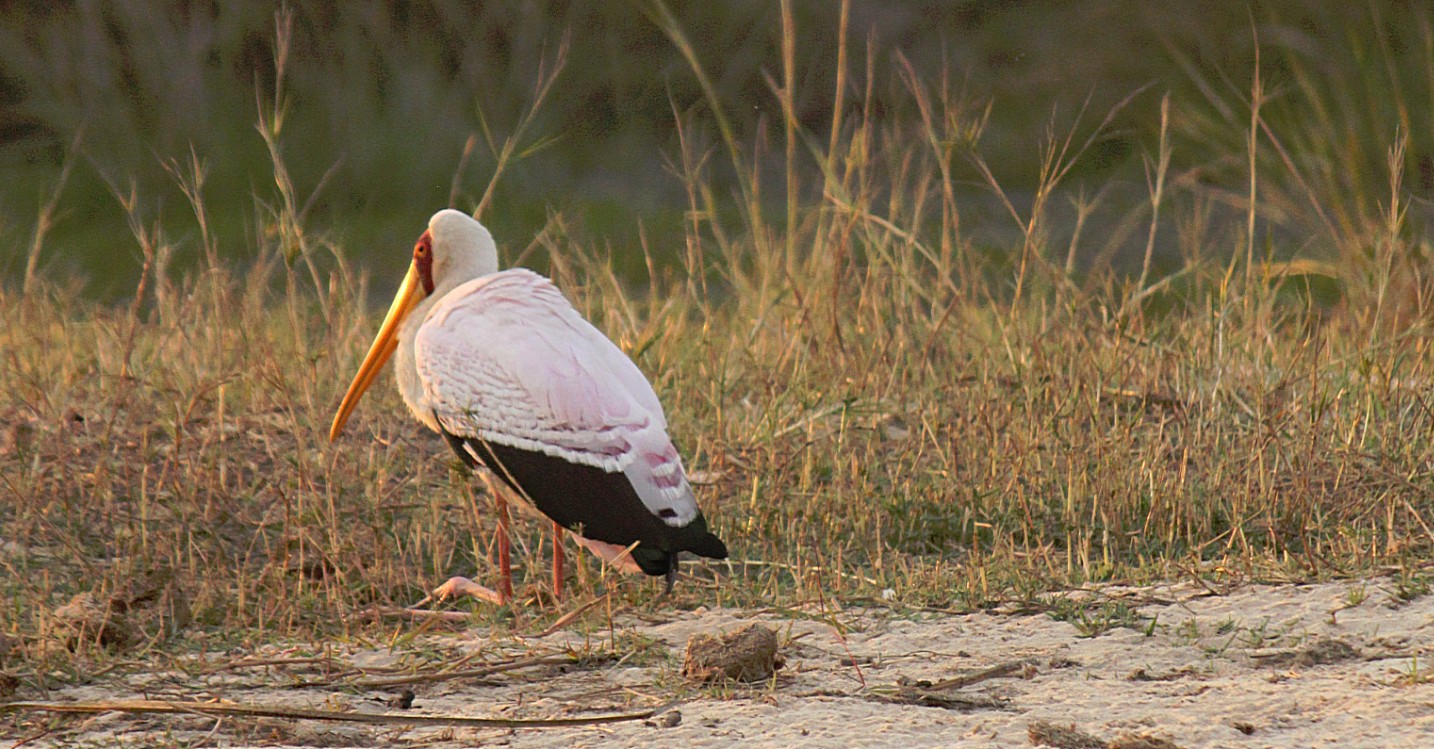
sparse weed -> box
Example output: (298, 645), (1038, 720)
(1389, 567), (1432, 605)
(1396, 655), (1432, 686)
(1173, 618), (1201, 645)
(1237, 619), (1274, 650)
(1046, 598), (1154, 638)
(607, 632), (672, 668)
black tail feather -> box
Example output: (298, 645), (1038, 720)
(436, 425), (730, 581)
(676, 514), (728, 561)
(631, 546), (674, 577)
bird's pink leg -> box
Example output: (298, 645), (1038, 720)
(551, 520), (565, 601)
(430, 474), (512, 606)
(495, 491), (514, 604)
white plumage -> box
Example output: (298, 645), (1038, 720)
(330, 209), (726, 604)
(411, 268), (700, 526)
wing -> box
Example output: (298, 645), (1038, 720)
(413, 269), (698, 527)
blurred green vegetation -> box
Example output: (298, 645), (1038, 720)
(0, 1), (1431, 298)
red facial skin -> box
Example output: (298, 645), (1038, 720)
(414, 230), (435, 296)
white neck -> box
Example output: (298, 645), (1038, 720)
(393, 209), (502, 432)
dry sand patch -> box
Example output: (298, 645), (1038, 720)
(4, 576), (1432, 748)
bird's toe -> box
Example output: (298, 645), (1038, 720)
(432, 576), (508, 605)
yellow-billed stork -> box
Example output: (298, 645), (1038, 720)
(329, 210), (727, 604)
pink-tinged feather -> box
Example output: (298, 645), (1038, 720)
(413, 269), (699, 527)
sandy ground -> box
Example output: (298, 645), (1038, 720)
(5, 575), (1433, 748)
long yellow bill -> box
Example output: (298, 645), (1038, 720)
(329, 263), (425, 441)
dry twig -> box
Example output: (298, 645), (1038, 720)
(0, 698), (668, 729)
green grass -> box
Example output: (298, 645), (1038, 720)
(4, 2), (1434, 686)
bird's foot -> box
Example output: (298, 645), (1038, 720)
(432, 576), (509, 605)
(569, 535), (644, 575)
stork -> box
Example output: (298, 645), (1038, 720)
(329, 210), (727, 604)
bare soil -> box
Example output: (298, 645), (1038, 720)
(5, 576), (1432, 748)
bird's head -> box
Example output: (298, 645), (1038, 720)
(423, 209), (500, 294)
(329, 209), (499, 441)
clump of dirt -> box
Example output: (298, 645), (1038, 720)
(1028, 720), (1107, 749)
(1253, 637), (1361, 668)
(0, 416), (35, 456)
(50, 567), (191, 651)
(1109, 735), (1184, 749)
(1029, 720), (1185, 749)
(1295, 638), (1360, 667)
(682, 623), (784, 683)
(645, 709), (682, 728)
(52, 592), (137, 650)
